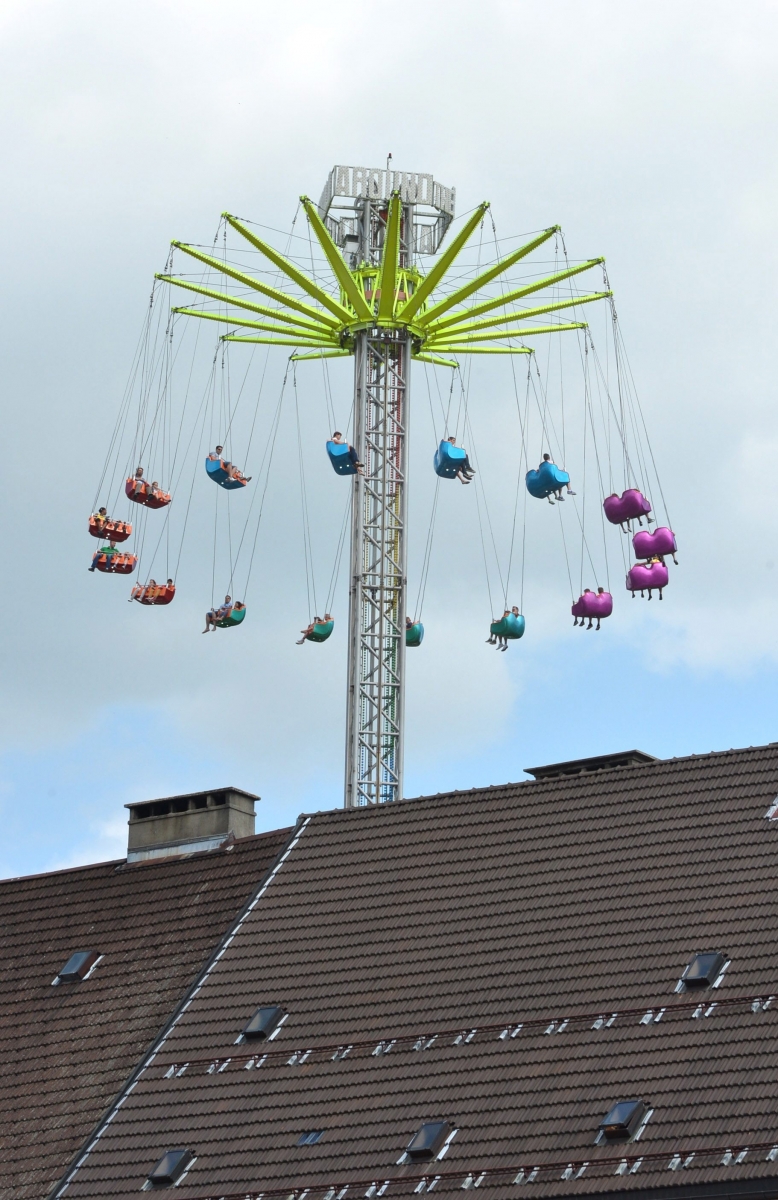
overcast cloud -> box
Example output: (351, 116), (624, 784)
(2, 0), (777, 877)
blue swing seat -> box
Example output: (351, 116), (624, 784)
(434, 440), (468, 479)
(326, 441), (359, 476)
(406, 622), (424, 647)
(205, 458), (246, 490)
(525, 461), (570, 499)
(490, 612), (525, 640)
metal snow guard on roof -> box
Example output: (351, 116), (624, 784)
(524, 750), (657, 780)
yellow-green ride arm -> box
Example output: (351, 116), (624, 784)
(427, 345), (533, 355)
(415, 226), (560, 329)
(436, 291), (611, 338)
(223, 335), (341, 348)
(170, 241), (340, 330)
(290, 349), (354, 361)
(156, 275), (333, 334)
(223, 213), (353, 325)
(426, 322), (586, 349)
(376, 193), (401, 322)
(300, 198), (373, 322)
(397, 202), (489, 324)
(426, 258), (605, 336)
(412, 353), (460, 369)
(170, 308), (338, 340)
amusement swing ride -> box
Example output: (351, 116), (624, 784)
(90, 162), (675, 808)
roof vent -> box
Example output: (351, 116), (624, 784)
(56, 950), (101, 983)
(146, 1149), (194, 1188)
(598, 1100), (647, 1142)
(242, 1004), (287, 1041)
(682, 951), (726, 989)
(406, 1121), (452, 1162)
(524, 750), (657, 780)
(125, 787), (258, 862)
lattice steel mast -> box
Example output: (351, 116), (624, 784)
(159, 164), (610, 807)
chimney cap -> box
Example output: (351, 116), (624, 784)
(524, 750), (657, 781)
(124, 786), (259, 811)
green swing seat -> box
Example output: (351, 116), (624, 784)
(216, 604), (247, 629)
(406, 621), (424, 647)
(489, 612), (525, 640)
(307, 619), (334, 643)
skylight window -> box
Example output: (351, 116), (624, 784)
(298, 1131), (324, 1145)
(146, 1149), (194, 1187)
(241, 1004), (286, 1040)
(683, 952), (726, 989)
(56, 950), (101, 983)
(599, 1100), (647, 1142)
(406, 1122), (451, 1162)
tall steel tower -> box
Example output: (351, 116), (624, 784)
(318, 169), (455, 806)
(161, 164), (606, 806)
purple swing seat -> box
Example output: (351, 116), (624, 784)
(572, 590), (613, 621)
(604, 489), (652, 526)
(633, 527), (677, 560)
(626, 560), (669, 598)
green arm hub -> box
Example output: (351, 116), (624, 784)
(163, 207), (608, 366)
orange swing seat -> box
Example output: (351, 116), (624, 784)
(125, 479), (172, 509)
(88, 516), (132, 542)
(131, 582), (176, 605)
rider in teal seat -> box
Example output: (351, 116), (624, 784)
(405, 617), (424, 647)
(297, 614), (334, 644)
(525, 453), (576, 503)
(486, 606), (525, 651)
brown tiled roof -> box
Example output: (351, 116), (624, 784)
(52, 745), (778, 1200)
(0, 826), (291, 1200)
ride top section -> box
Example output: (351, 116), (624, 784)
(318, 164), (455, 258)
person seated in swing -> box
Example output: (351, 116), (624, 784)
(92, 506), (109, 528)
(330, 432), (364, 476)
(539, 452), (576, 502)
(202, 595), (233, 633)
(89, 540), (118, 571)
(447, 435), (475, 485)
(486, 605), (521, 650)
(486, 609), (510, 646)
(296, 616), (321, 645)
(132, 466), (147, 497)
(209, 445), (252, 483)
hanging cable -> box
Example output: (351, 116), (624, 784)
(293, 364), (318, 619)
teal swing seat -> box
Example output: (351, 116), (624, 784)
(307, 619), (334, 643)
(406, 621), (424, 647)
(489, 612), (525, 640)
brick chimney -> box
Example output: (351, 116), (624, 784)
(125, 787), (258, 862)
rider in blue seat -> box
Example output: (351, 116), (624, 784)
(208, 446), (251, 483)
(331, 432), (364, 475)
(540, 453), (575, 503)
(447, 436), (475, 485)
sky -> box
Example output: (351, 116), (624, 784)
(2, 0), (778, 878)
